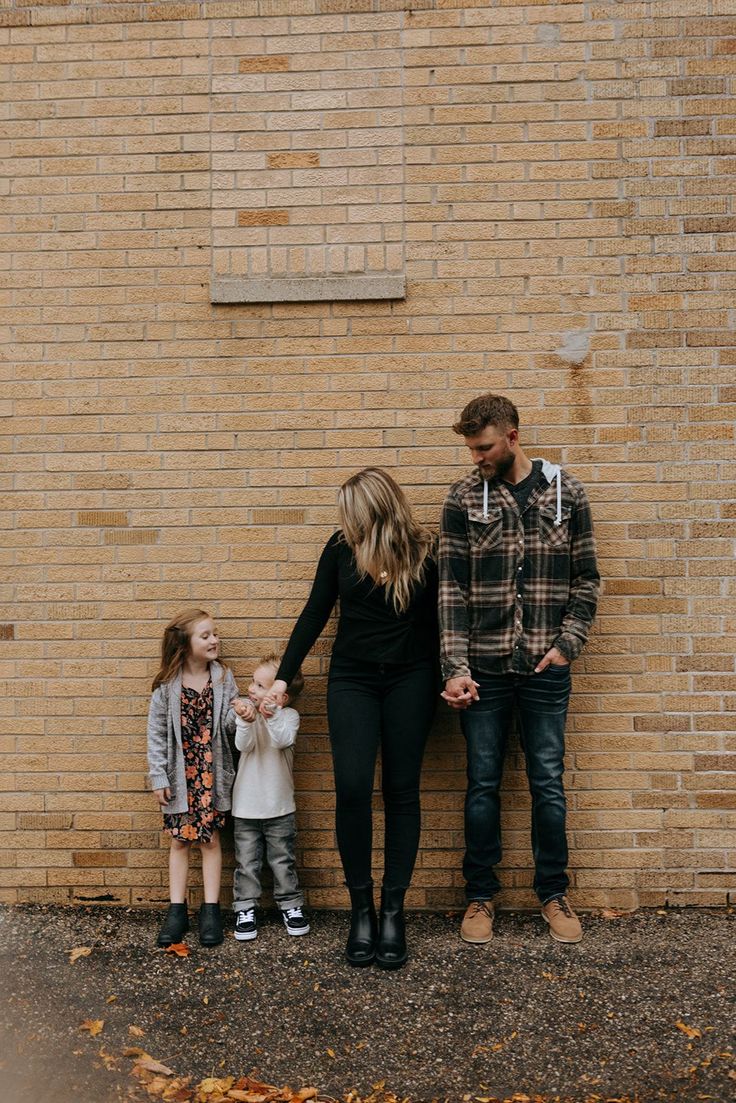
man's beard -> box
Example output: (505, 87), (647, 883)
(480, 451), (514, 479)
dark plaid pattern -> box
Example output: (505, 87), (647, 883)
(439, 465), (600, 677)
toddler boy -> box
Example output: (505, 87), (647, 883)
(231, 654), (308, 940)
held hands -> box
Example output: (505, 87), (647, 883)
(534, 646), (570, 673)
(260, 679), (288, 717)
(441, 675), (480, 711)
(232, 697), (257, 722)
(153, 787), (171, 807)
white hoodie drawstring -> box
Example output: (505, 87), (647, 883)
(483, 478), (489, 520)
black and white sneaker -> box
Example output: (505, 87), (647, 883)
(234, 908), (257, 941)
(281, 906), (310, 936)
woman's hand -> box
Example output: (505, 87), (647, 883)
(153, 787), (171, 807)
(441, 675), (480, 710)
(260, 679), (288, 717)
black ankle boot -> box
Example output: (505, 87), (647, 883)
(198, 902), (223, 947)
(345, 885), (378, 967)
(157, 902), (189, 947)
(376, 886), (407, 970)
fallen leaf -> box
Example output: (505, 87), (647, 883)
(601, 907), (627, 919)
(195, 1077), (235, 1101)
(124, 1046), (147, 1057)
(129, 1025), (145, 1037)
(106, 995), (117, 1004)
(166, 942), (190, 958)
(69, 946), (92, 963)
(80, 1019), (104, 1037)
(326, 1048), (336, 1059)
(135, 1055), (175, 1076)
(675, 1021), (702, 1039)
(98, 1047), (119, 1071)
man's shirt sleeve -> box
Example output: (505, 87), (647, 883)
(438, 491), (472, 680)
(553, 482), (600, 661)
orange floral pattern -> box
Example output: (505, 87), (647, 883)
(163, 680), (226, 843)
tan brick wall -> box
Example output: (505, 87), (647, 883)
(3, 0), (735, 911)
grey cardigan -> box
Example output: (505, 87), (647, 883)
(146, 662), (238, 815)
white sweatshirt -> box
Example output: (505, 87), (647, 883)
(231, 706), (300, 820)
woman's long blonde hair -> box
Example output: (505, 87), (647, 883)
(337, 467), (434, 614)
(152, 607), (227, 690)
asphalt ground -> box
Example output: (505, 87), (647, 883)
(0, 904), (734, 1103)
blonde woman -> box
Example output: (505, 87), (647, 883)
(264, 468), (438, 970)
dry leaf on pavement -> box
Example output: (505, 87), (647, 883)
(136, 1055), (176, 1076)
(165, 942), (190, 957)
(69, 946), (92, 963)
(79, 1019), (104, 1036)
(675, 1021), (702, 1039)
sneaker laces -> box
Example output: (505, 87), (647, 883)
(284, 906), (304, 920)
(237, 909), (254, 924)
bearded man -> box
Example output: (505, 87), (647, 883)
(439, 393), (600, 945)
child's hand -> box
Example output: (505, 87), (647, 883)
(260, 688), (287, 717)
(232, 697), (257, 722)
(153, 787), (171, 807)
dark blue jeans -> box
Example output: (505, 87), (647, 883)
(460, 665), (572, 904)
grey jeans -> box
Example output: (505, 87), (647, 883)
(232, 812), (304, 911)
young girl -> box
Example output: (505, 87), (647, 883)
(147, 608), (238, 948)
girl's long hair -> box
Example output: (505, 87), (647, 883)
(337, 467), (434, 614)
(151, 607), (226, 690)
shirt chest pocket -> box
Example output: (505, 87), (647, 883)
(539, 506), (572, 549)
(467, 506), (503, 551)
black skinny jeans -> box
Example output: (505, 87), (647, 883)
(327, 656), (437, 890)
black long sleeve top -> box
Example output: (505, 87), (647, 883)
(276, 532), (439, 684)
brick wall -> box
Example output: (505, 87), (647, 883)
(3, 0), (735, 911)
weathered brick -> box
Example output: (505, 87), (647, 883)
(239, 56), (290, 73)
(237, 210), (290, 226)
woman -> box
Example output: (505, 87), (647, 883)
(264, 468), (438, 969)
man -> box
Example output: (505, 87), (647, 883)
(439, 393), (599, 945)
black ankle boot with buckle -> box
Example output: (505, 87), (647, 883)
(345, 884), (378, 967)
(157, 902), (189, 947)
(376, 886), (407, 970)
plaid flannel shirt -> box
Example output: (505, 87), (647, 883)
(439, 460), (600, 678)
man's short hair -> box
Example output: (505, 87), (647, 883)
(452, 393), (520, 437)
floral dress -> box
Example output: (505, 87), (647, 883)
(163, 680), (227, 843)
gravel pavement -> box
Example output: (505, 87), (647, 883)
(1, 904), (734, 1103)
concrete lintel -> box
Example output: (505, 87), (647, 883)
(210, 274), (406, 303)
